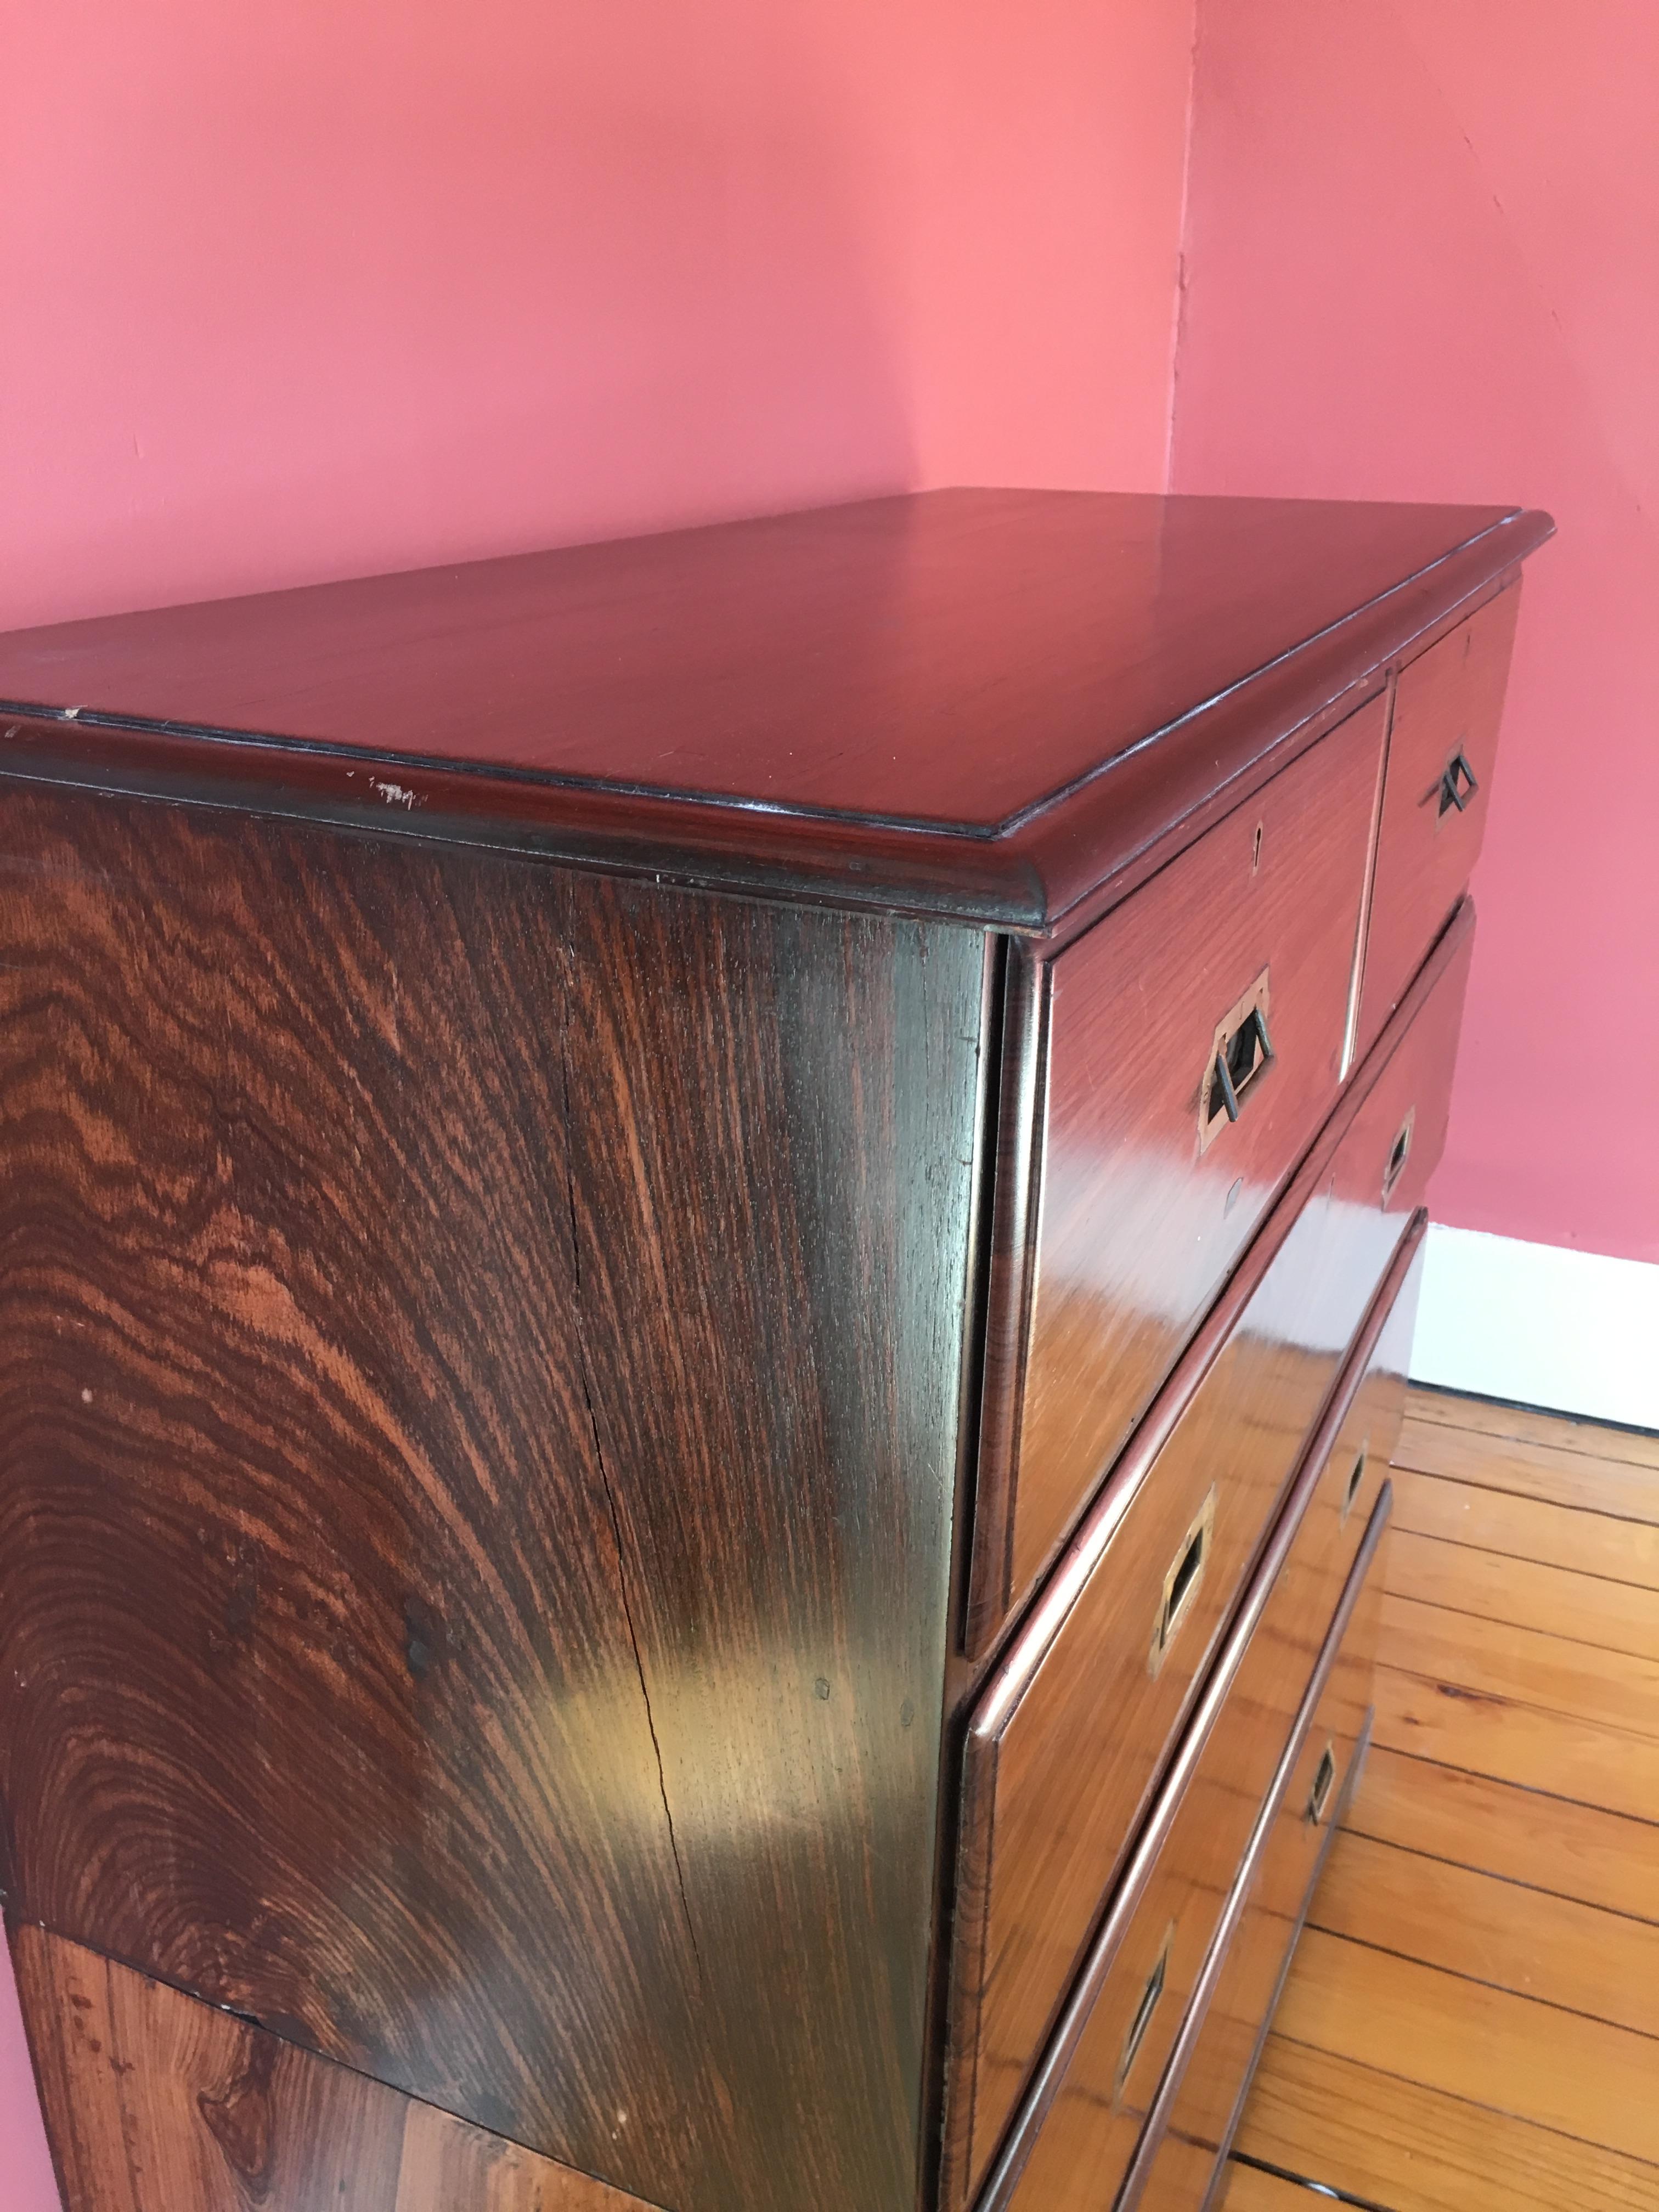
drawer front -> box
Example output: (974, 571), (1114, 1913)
(996, 1463), (1397, 2212)
(945, 923), (1467, 2203)
(1355, 586), (1519, 1059)
(1126, 1570), (1387, 2212)
(983, 695), (1387, 1637)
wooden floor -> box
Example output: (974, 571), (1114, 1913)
(1220, 1385), (1659, 2212)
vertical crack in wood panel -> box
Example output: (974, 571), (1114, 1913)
(554, 938), (706, 1993)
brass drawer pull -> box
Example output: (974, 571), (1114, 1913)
(1149, 1490), (1215, 1676)
(1383, 1110), (1414, 1205)
(1211, 1007), (1274, 1122)
(1341, 1446), (1368, 1526)
(1116, 1927), (1174, 2101)
(1199, 970), (1274, 1149)
(1438, 748), (1480, 817)
(1307, 1741), (1339, 1826)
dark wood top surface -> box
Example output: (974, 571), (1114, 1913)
(0, 489), (1551, 932)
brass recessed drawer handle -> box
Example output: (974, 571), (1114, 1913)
(1383, 1110), (1414, 1205)
(1438, 748), (1480, 817)
(1341, 1446), (1368, 1525)
(1149, 1490), (1215, 1677)
(1200, 970), (1276, 1149)
(1116, 1928), (1173, 2100)
(1307, 1741), (1339, 1826)
(1210, 1005), (1274, 1125)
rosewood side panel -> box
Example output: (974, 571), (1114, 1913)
(0, 785), (986, 2212)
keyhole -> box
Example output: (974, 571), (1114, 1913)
(1251, 822), (1263, 873)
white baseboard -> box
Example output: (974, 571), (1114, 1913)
(1410, 1223), (1659, 1433)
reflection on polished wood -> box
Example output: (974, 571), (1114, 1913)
(1391, 1466), (1659, 1586)
(0, 494), (1548, 930)
(1227, 1387), (1659, 2211)
(1000, 1438), (1396, 2210)
(1353, 584), (1520, 1057)
(14, 1926), (659, 2212)
(0, 788), (983, 2212)
(945, 920), (1468, 2204)
(977, 696), (1385, 1639)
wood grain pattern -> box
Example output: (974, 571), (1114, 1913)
(996, 1493), (1389, 2212)
(944, 920), (1470, 2204)
(1390, 1468), (1659, 1592)
(1128, 1688), (1379, 2212)
(1215, 2164), (1322, 2211)
(1270, 1931), (1659, 2165)
(1355, 585), (1522, 1057)
(1008, 1486), (1398, 2212)
(1379, 1595), (1659, 1739)
(1307, 1831), (1659, 2037)
(991, 695), (1386, 1626)
(1387, 1528), (1659, 1660)
(1392, 1415), (1659, 1525)
(1238, 2038), (1659, 2212)
(1237, 1396), (1659, 2212)
(0, 784), (985, 2212)
(12, 1924), (660, 2211)
(1374, 1666), (1659, 1827)
(1348, 1748), (1659, 1924)
(0, 493), (1552, 931)
(551, 870), (985, 2212)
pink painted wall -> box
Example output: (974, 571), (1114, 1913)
(2, 0), (1194, 632)
(1171, 1), (1659, 1263)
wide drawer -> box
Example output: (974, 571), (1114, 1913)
(1354, 585), (1519, 1059)
(1122, 1581), (1387, 2212)
(974, 693), (1388, 1643)
(943, 915), (1468, 2206)
(986, 1423), (1398, 2211)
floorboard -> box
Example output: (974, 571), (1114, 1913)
(1386, 1527), (1659, 1660)
(1390, 1468), (1659, 1592)
(1238, 2038), (1659, 2212)
(1393, 1415), (1659, 1523)
(1347, 1746), (1659, 1923)
(1228, 1384), (1659, 2211)
(1407, 1386), (1659, 1473)
(1308, 1830), (1659, 2036)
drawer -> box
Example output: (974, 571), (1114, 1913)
(988, 1440), (1397, 2211)
(1123, 1567), (1387, 2212)
(941, 922), (1466, 2205)
(1354, 585), (1520, 1059)
(973, 693), (1388, 1644)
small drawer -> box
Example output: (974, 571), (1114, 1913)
(989, 1465), (1396, 2212)
(946, 1150), (1433, 2203)
(973, 693), (1388, 1644)
(1354, 586), (1520, 1059)
(1123, 1561), (1387, 2212)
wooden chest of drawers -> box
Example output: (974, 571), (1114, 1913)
(0, 489), (1549, 2212)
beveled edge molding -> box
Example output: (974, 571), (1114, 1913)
(0, 514), (1551, 938)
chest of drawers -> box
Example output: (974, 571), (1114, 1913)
(0, 489), (1548, 2212)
